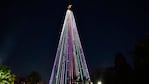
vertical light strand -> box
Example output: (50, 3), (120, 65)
(72, 12), (90, 81)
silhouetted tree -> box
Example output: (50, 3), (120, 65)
(26, 71), (42, 84)
(132, 34), (149, 84)
(133, 35), (149, 68)
(114, 52), (132, 84)
(14, 76), (26, 84)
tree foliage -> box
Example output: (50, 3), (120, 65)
(132, 34), (149, 84)
(0, 65), (15, 84)
(26, 71), (42, 84)
(114, 52), (132, 84)
(133, 35), (149, 68)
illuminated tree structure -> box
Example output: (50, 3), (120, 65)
(49, 7), (91, 84)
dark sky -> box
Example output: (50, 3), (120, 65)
(1, 0), (149, 82)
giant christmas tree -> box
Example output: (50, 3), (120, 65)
(49, 5), (91, 84)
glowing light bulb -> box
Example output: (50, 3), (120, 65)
(97, 81), (102, 84)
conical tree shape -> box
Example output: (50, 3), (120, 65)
(49, 9), (90, 84)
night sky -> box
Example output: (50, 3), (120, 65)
(1, 0), (149, 82)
